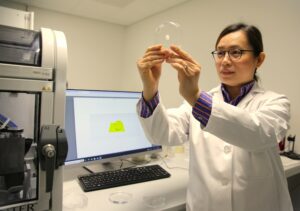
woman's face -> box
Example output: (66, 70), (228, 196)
(214, 30), (264, 87)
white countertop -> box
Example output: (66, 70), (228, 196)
(62, 153), (300, 211)
(63, 154), (189, 211)
(281, 155), (300, 177)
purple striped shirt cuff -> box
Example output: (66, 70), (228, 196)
(140, 92), (159, 118)
(192, 91), (212, 126)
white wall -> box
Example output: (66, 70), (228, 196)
(122, 0), (300, 152)
(31, 6), (125, 91)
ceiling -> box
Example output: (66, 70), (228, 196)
(10, 0), (190, 26)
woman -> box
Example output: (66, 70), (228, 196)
(136, 23), (293, 211)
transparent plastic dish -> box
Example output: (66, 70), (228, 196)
(143, 195), (166, 209)
(109, 192), (133, 204)
(154, 21), (182, 47)
(63, 192), (88, 211)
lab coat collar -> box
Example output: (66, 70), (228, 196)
(209, 81), (265, 108)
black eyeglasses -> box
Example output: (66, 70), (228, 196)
(211, 49), (254, 62)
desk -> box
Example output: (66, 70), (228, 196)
(63, 154), (189, 211)
(63, 154), (300, 211)
(281, 155), (300, 210)
(281, 155), (300, 177)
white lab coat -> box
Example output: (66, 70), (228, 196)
(137, 82), (293, 211)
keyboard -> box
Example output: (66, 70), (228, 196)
(78, 164), (171, 192)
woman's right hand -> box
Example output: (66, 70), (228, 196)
(136, 45), (169, 101)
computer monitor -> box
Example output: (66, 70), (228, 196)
(64, 89), (161, 167)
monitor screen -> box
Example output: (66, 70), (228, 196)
(64, 89), (161, 166)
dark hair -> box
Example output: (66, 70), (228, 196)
(215, 23), (264, 81)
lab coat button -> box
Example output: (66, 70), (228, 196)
(224, 145), (231, 154)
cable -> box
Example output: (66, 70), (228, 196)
(120, 158), (152, 166)
(119, 160), (124, 169)
(158, 154), (188, 171)
(82, 166), (95, 174)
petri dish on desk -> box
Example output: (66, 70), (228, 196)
(109, 192), (132, 204)
(143, 195), (166, 209)
(63, 191), (88, 211)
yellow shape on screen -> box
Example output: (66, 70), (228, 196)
(109, 120), (125, 132)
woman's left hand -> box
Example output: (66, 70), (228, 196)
(166, 45), (201, 106)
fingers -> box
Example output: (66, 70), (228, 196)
(143, 45), (171, 59)
(137, 58), (164, 70)
(137, 45), (167, 71)
(167, 55), (200, 70)
(137, 45), (201, 77)
(170, 62), (199, 77)
(146, 44), (163, 52)
(138, 55), (164, 70)
(166, 45), (201, 77)
(169, 45), (200, 66)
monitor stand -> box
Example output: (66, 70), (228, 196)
(84, 154), (159, 173)
(83, 157), (152, 173)
(83, 161), (122, 173)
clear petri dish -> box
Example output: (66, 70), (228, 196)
(154, 21), (182, 47)
(143, 195), (166, 209)
(109, 192), (132, 204)
(63, 192), (88, 210)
